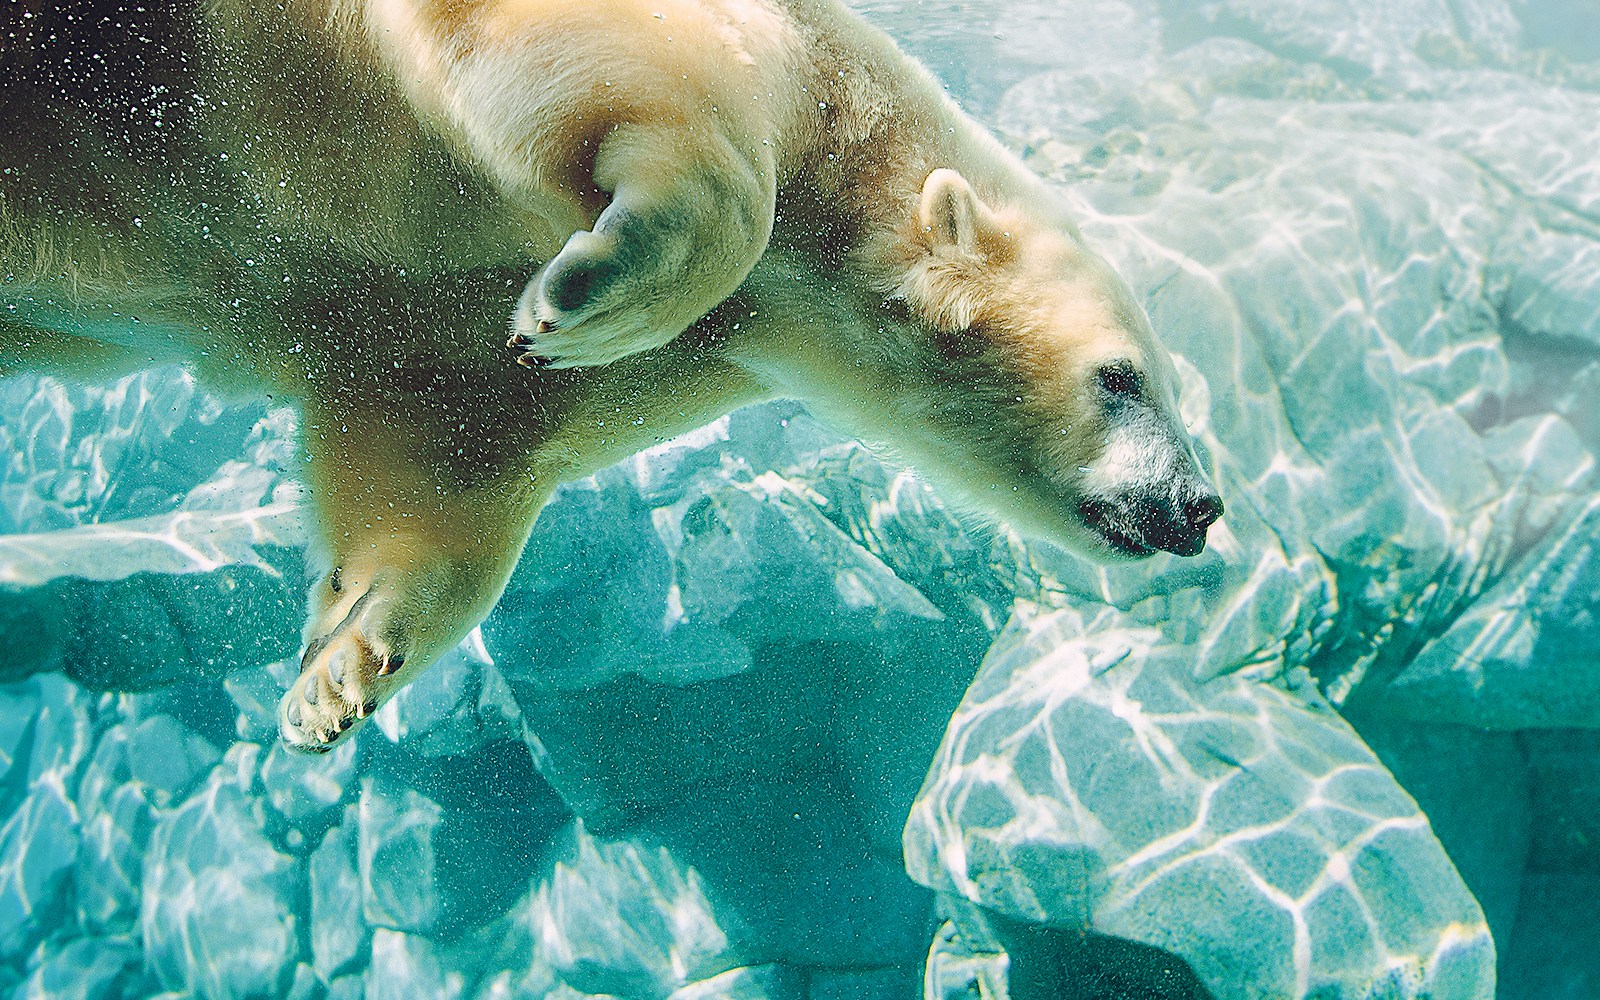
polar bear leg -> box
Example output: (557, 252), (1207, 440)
(278, 512), (535, 753)
(277, 397), (548, 753)
(508, 122), (776, 369)
(277, 347), (769, 752)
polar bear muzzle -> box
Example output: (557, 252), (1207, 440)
(1076, 361), (1223, 558)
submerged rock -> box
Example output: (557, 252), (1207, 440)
(260, 736), (360, 834)
(0, 373), (304, 693)
(140, 765), (302, 1000)
(924, 921), (1008, 1000)
(366, 929), (465, 1000)
(310, 807), (367, 982)
(357, 738), (562, 939)
(1383, 494), (1600, 729)
(0, 775), (81, 961)
(906, 608), (1496, 999)
(517, 822), (744, 998)
(73, 781), (156, 935)
(1, 673), (95, 795)
(357, 774), (448, 936)
(667, 966), (807, 1000)
(369, 642), (525, 760)
(0, 506), (306, 693)
(0, 370), (271, 536)
(12, 934), (145, 1000)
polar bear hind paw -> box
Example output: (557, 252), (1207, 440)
(279, 585), (411, 753)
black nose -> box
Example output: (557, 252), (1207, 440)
(1145, 487), (1223, 557)
(1185, 491), (1224, 533)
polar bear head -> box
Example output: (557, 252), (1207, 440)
(853, 169), (1223, 560)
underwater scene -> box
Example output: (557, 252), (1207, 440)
(4, 0), (1600, 997)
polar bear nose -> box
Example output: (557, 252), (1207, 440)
(1148, 484), (1223, 557)
(1185, 491), (1225, 533)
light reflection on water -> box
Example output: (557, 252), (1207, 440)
(0, 504), (303, 588)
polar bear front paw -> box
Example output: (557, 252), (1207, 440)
(507, 228), (678, 369)
(279, 582), (412, 754)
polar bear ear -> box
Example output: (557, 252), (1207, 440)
(919, 169), (987, 254)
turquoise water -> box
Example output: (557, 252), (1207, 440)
(4, 1), (1600, 998)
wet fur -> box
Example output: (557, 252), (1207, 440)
(1, 0), (1203, 749)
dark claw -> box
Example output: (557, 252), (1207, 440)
(377, 653), (405, 677)
(516, 353), (555, 369)
(537, 318), (557, 334)
(308, 743), (331, 755)
(336, 716), (353, 732)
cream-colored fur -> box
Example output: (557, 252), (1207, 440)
(0, 0), (1219, 751)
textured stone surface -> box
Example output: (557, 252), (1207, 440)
(4, 673), (95, 792)
(357, 774), (450, 935)
(12, 935), (144, 1000)
(520, 822), (744, 997)
(1354, 715), (1533, 953)
(310, 809), (367, 982)
(260, 736), (359, 832)
(0, 506), (306, 692)
(72, 781), (155, 934)
(905, 608), (1495, 999)
(370, 642), (525, 759)
(667, 965), (806, 1000)
(140, 759), (303, 1000)
(0, 369), (277, 535)
(366, 929), (466, 1000)
(356, 740), (562, 939)
(924, 920), (1008, 1000)
(1382, 494), (1600, 728)
(0, 369), (304, 692)
(0, 775), (81, 960)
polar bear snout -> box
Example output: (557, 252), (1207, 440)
(1067, 363), (1225, 559)
(1079, 475), (1223, 559)
(1075, 402), (1223, 559)
(1181, 489), (1226, 542)
(1147, 481), (1225, 557)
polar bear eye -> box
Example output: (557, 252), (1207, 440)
(1096, 360), (1144, 398)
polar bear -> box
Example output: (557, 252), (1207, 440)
(0, 0), (1222, 752)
